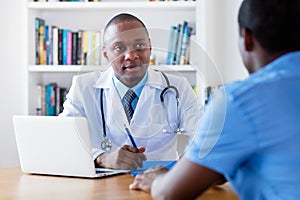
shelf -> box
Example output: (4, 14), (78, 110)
(25, 1), (200, 115)
(28, 65), (106, 72)
(28, 65), (195, 72)
(150, 65), (196, 72)
(28, 1), (196, 11)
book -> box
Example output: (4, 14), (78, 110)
(131, 161), (177, 176)
(52, 26), (59, 65)
(172, 24), (181, 65)
(175, 21), (188, 65)
(86, 31), (93, 65)
(58, 28), (63, 65)
(44, 25), (51, 65)
(90, 31), (96, 65)
(39, 19), (46, 65)
(35, 18), (45, 65)
(45, 83), (57, 116)
(41, 85), (46, 115)
(67, 30), (72, 65)
(55, 87), (60, 115)
(36, 85), (42, 116)
(35, 18), (39, 65)
(59, 87), (68, 114)
(179, 25), (192, 65)
(166, 26), (177, 65)
(35, 18), (42, 64)
(71, 31), (78, 65)
(46, 25), (53, 65)
(94, 31), (101, 66)
(62, 29), (68, 65)
(76, 30), (82, 65)
(55, 86), (68, 115)
(81, 30), (88, 65)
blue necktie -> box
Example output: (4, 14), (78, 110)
(122, 89), (137, 123)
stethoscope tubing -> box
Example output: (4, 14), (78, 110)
(99, 71), (180, 150)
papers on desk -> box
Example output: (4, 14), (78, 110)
(130, 160), (177, 176)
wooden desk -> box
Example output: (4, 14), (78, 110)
(0, 168), (239, 200)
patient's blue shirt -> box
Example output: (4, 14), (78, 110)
(185, 51), (300, 200)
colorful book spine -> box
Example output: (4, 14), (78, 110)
(94, 31), (101, 66)
(81, 31), (88, 65)
(179, 25), (191, 65)
(67, 30), (72, 65)
(35, 18), (40, 64)
(62, 29), (68, 65)
(34, 18), (103, 66)
(48, 25), (53, 65)
(46, 83), (57, 116)
(171, 24), (181, 65)
(59, 88), (68, 114)
(166, 26), (177, 65)
(55, 87), (60, 115)
(36, 85), (42, 116)
(71, 31), (78, 65)
(175, 21), (187, 65)
(76, 30), (82, 65)
(44, 25), (51, 65)
(86, 31), (93, 65)
(39, 18), (45, 65)
(58, 28), (63, 65)
(91, 31), (96, 65)
(52, 26), (58, 65)
(41, 85), (46, 116)
(35, 18), (46, 65)
(184, 27), (193, 65)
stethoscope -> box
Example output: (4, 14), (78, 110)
(100, 70), (183, 151)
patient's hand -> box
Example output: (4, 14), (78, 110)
(129, 165), (168, 192)
(95, 145), (146, 170)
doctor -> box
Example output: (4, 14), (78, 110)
(60, 13), (201, 170)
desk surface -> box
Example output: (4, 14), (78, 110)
(0, 168), (239, 200)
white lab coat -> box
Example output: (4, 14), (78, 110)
(60, 68), (201, 160)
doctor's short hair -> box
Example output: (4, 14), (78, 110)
(238, 0), (300, 54)
(102, 13), (149, 45)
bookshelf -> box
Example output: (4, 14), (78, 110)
(26, 0), (200, 115)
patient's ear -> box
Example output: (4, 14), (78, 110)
(243, 28), (254, 51)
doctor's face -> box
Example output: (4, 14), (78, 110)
(103, 20), (152, 88)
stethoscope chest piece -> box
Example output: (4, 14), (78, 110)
(101, 137), (112, 152)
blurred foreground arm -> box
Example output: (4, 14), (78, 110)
(130, 157), (223, 200)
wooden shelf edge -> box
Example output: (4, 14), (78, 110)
(28, 65), (106, 72)
(28, 1), (196, 10)
(28, 65), (195, 72)
(150, 65), (196, 72)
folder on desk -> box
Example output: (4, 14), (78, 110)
(131, 160), (177, 176)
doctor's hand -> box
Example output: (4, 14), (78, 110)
(95, 145), (147, 170)
(129, 165), (169, 192)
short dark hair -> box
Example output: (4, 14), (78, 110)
(238, 0), (300, 54)
(103, 13), (149, 43)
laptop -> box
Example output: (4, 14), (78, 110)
(12, 115), (130, 178)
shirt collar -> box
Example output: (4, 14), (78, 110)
(112, 71), (148, 99)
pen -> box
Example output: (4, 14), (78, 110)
(124, 124), (138, 148)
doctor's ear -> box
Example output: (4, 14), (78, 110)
(102, 47), (109, 61)
(149, 39), (152, 52)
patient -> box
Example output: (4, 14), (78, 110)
(130, 0), (300, 199)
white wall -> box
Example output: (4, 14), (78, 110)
(223, 0), (248, 82)
(197, 0), (248, 86)
(0, 0), (25, 167)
